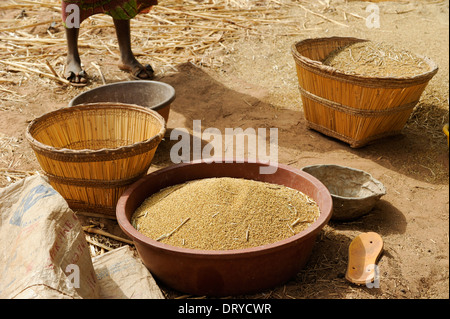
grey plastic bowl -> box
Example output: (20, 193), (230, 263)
(68, 80), (175, 122)
(301, 164), (386, 221)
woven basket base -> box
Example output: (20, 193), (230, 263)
(45, 170), (148, 219)
(67, 200), (116, 217)
(306, 121), (402, 148)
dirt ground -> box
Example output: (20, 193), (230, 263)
(0, 0), (448, 299)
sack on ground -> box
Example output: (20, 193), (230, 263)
(92, 245), (164, 299)
(0, 175), (99, 299)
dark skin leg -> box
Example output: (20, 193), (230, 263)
(65, 26), (87, 84)
(64, 19), (153, 84)
(113, 18), (154, 79)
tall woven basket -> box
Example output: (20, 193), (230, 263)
(291, 37), (438, 148)
(26, 103), (166, 217)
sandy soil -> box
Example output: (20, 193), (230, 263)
(0, 0), (448, 299)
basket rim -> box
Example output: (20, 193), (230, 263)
(68, 80), (176, 110)
(25, 102), (167, 159)
(291, 36), (439, 87)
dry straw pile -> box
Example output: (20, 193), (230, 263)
(0, 0), (304, 86)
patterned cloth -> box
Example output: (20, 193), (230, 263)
(62, 0), (158, 23)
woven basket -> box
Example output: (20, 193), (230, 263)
(26, 103), (166, 216)
(291, 37), (438, 148)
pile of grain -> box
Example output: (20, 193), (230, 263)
(131, 177), (320, 250)
(323, 41), (430, 77)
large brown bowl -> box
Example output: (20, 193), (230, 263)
(116, 160), (333, 296)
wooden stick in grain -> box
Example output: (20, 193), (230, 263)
(156, 217), (191, 241)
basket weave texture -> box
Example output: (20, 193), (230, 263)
(26, 103), (166, 216)
(291, 37), (438, 148)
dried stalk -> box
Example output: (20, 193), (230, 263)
(85, 236), (114, 251)
(83, 226), (134, 245)
(299, 4), (349, 28)
(91, 62), (106, 85)
(0, 19), (56, 32)
(156, 217), (191, 241)
(0, 60), (69, 85)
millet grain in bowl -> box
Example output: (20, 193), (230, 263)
(323, 41), (430, 78)
(131, 177), (321, 250)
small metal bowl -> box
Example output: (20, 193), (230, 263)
(301, 164), (386, 221)
(69, 80), (175, 122)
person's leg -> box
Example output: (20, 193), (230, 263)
(113, 18), (154, 79)
(65, 26), (87, 85)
